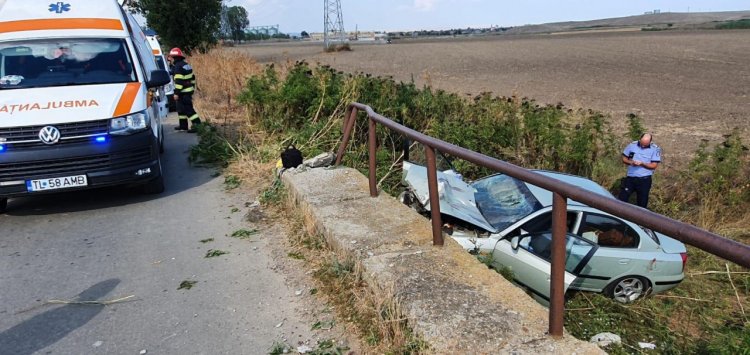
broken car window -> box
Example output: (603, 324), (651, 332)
(473, 174), (543, 231)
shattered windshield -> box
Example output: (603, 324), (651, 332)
(472, 174), (543, 231)
(0, 38), (136, 90)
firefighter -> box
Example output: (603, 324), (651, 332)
(168, 47), (201, 132)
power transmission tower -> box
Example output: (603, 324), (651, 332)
(323, 0), (346, 50)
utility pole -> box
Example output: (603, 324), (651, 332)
(323, 0), (346, 50)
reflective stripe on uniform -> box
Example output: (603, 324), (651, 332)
(178, 115), (189, 119)
(174, 84), (184, 90)
(189, 114), (200, 121)
(181, 87), (195, 93)
(174, 73), (194, 80)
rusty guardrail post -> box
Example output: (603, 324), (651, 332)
(425, 145), (444, 246)
(549, 192), (567, 338)
(335, 106), (358, 166)
(368, 117), (378, 197)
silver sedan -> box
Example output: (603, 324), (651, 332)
(402, 161), (687, 303)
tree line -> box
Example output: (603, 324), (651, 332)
(128, 0), (252, 54)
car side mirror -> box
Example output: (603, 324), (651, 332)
(510, 236), (520, 250)
(147, 69), (170, 88)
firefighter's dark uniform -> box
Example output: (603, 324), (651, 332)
(172, 58), (201, 131)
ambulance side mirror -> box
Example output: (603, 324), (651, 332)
(147, 70), (170, 88)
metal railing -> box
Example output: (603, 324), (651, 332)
(335, 102), (750, 338)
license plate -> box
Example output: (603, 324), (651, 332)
(26, 175), (88, 192)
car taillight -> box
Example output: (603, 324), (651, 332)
(680, 252), (688, 271)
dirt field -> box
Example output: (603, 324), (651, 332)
(236, 30), (749, 168)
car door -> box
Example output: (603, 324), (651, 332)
(573, 212), (649, 291)
(153, 55), (169, 120)
(490, 232), (596, 302)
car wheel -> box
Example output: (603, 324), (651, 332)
(606, 276), (650, 303)
(0, 198), (7, 214)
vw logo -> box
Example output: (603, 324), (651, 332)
(39, 126), (61, 145)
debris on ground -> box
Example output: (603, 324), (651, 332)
(297, 345), (313, 353)
(638, 342), (657, 349)
(244, 200), (265, 223)
(178, 280), (197, 290)
(303, 152), (336, 169)
(205, 249), (229, 258)
(93, 341), (103, 348)
(230, 229), (258, 239)
(590, 332), (622, 347)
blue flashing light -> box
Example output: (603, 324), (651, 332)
(95, 136), (108, 143)
(0, 144), (5, 152)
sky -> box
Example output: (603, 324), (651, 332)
(229, 0), (750, 33)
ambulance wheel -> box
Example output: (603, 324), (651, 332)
(0, 198), (7, 214)
(142, 175), (165, 194)
(143, 158), (165, 194)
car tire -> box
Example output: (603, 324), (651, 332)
(605, 275), (650, 303)
(0, 198), (7, 214)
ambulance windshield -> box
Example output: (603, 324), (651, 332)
(0, 38), (137, 89)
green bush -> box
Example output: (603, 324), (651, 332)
(237, 61), (622, 192)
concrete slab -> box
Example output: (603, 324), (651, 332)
(283, 166), (603, 354)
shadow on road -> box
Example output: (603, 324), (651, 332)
(3, 126), (215, 216)
(0, 279), (120, 355)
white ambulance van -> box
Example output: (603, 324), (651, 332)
(0, 0), (171, 213)
(145, 32), (176, 113)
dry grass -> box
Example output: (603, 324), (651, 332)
(265, 193), (427, 354)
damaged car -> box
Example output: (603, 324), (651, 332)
(400, 149), (687, 303)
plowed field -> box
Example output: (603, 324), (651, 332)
(239, 30), (749, 167)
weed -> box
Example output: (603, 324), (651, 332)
(308, 339), (349, 355)
(189, 123), (237, 167)
(230, 229), (258, 239)
(205, 249), (229, 258)
(477, 253), (515, 282)
(178, 280), (197, 290)
(288, 251), (305, 260)
(230, 207), (240, 213)
(224, 175), (241, 190)
(311, 319), (335, 330)
(259, 178), (285, 205)
(267, 341), (289, 355)
(310, 288), (318, 295)
(199, 238), (215, 243)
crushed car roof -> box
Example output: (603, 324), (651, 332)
(524, 170), (615, 207)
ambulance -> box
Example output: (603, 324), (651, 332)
(0, 0), (171, 213)
(145, 32), (176, 114)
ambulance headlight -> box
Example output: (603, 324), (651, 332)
(110, 111), (150, 135)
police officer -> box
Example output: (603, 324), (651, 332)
(168, 47), (201, 132)
(618, 133), (661, 209)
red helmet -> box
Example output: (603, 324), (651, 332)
(169, 47), (184, 58)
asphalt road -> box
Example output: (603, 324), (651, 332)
(0, 123), (315, 354)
